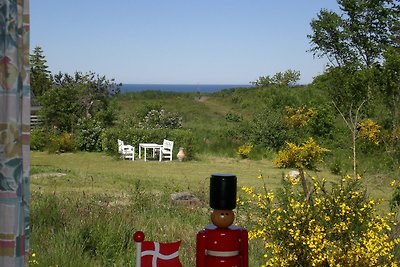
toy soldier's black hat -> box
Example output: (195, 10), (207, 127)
(210, 173), (237, 210)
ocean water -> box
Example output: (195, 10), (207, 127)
(120, 84), (253, 93)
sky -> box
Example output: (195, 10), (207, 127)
(30, 1), (341, 85)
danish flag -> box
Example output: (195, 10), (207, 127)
(133, 231), (182, 267)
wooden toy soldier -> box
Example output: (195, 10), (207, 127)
(196, 173), (248, 267)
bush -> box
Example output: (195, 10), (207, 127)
(138, 109), (182, 129)
(250, 110), (289, 150)
(75, 118), (104, 152)
(274, 137), (329, 170)
(236, 143), (253, 159)
(225, 112), (242, 122)
(48, 132), (75, 153)
(240, 175), (400, 266)
(329, 157), (344, 175)
(30, 128), (52, 151)
(168, 129), (197, 160)
(390, 182), (400, 211)
(308, 105), (335, 138)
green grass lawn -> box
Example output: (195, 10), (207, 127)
(31, 151), (283, 193)
(31, 151), (393, 205)
(30, 151), (396, 266)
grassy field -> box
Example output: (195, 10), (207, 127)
(31, 151), (287, 193)
(29, 151), (396, 266)
(30, 152), (278, 266)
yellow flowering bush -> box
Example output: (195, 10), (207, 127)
(274, 138), (330, 202)
(241, 175), (400, 266)
(237, 143), (253, 159)
(358, 118), (381, 145)
(284, 106), (317, 128)
(274, 137), (329, 170)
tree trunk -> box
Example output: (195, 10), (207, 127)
(299, 168), (311, 203)
(352, 127), (357, 179)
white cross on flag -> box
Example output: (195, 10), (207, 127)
(134, 231), (182, 267)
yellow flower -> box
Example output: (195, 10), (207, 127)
(358, 118), (381, 145)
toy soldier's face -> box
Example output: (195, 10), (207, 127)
(211, 209), (234, 228)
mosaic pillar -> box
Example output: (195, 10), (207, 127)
(0, 0), (30, 266)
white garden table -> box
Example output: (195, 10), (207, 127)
(138, 143), (163, 161)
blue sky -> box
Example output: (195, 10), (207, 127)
(30, 1), (341, 85)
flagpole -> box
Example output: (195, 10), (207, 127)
(135, 242), (141, 267)
(133, 231), (145, 267)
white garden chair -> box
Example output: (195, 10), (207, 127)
(160, 139), (174, 161)
(118, 139), (135, 161)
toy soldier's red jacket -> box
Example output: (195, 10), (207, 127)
(196, 224), (248, 267)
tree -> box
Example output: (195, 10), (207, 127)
(273, 70), (301, 87)
(39, 71), (120, 133)
(308, 1), (399, 176)
(30, 46), (51, 98)
(380, 47), (400, 163)
(382, 47), (400, 129)
(308, 0), (400, 68)
(251, 75), (272, 87)
(251, 69), (301, 87)
(332, 100), (367, 178)
(314, 67), (381, 178)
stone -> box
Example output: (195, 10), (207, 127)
(170, 192), (201, 207)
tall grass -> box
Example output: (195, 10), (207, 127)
(30, 184), (266, 266)
(30, 185), (210, 266)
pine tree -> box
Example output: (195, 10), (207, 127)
(30, 46), (51, 98)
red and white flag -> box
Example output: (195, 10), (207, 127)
(134, 231), (182, 267)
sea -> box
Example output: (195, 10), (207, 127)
(120, 84), (253, 94)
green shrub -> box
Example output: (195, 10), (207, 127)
(329, 157), (344, 175)
(138, 109), (182, 129)
(136, 103), (163, 121)
(225, 112), (242, 122)
(308, 105), (335, 138)
(250, 110), (289, 150)
(75, 118), (104, 152)
(390, 182), (400, 211)
(197, 127), (243, 157)
(169, 129), (197, 160)
(30, 128), (52, 151)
